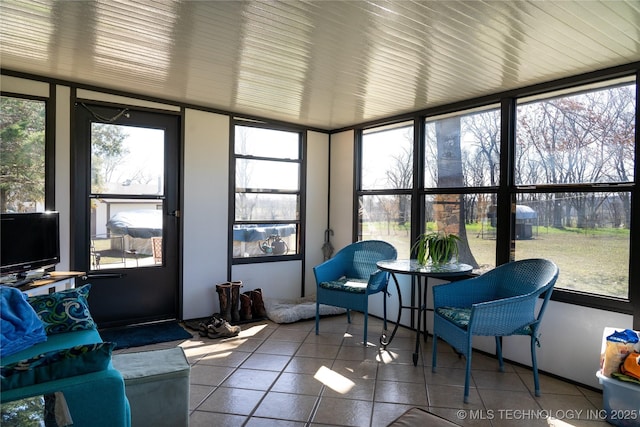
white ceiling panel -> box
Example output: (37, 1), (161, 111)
(1, 0), (639, 130)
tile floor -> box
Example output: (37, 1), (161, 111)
(115, 313), (608, 427)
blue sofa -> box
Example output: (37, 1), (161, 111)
(1, 285), (130, 427)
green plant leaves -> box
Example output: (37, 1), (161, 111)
(411, 232), (460, 265)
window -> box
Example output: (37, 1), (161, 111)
(232, 123), (302, 260)
(423, 193), (497, 272)
(355, 72), (637, 315)
(89, 123), (165, 270)
(359, 122), (413, 257)
(0, 96), (47, 213)
(516, 83), (635, 186)
(423, 107), (500, 273)
(514, 191), (630, 299)
(515, 81), (635, 299)
(425, 108), (501, 188)
(358, 110), (501, 268)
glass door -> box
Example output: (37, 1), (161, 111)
(73, 103), (180, 327)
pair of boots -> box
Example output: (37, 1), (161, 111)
(198, 315), (240, 339)
(239, 288), (267, 321)
(216, 282), (267, 323)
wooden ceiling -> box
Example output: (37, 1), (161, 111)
(1, 1), (639, 130)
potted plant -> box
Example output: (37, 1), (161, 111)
(411, 231), (461, 266)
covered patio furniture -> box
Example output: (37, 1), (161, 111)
(106, 210), (162, 239)
(432, 258), (559, 403)
(313, 240), (397, 345)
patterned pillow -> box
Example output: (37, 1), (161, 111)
(27, 284), (96, 335)
(0, 342), (115, 390)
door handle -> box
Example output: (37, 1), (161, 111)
(84, 273), (126, 279)
(169, 210), (180, 218)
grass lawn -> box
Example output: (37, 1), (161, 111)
(364, 222), (630, 299)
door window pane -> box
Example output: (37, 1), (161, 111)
(90, 199), (163, 270)
(89, 123), (165, 271)
(0, 96), (46, 212)
(425, 107), (500, 188)
(91, 124), (164, 196)
(516, 83), (635, 185)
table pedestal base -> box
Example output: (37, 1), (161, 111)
(380, 273), (428, 366)
(376, 260), (472, 367)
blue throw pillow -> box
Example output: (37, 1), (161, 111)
(0, 342), (115, 390)
(27, 284), (96, 335)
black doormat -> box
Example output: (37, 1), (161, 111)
(100, 321), (193, 350)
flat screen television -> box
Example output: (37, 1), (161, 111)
(1, 211), (60, 278)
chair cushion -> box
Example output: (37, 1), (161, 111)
(436, 307), (471, 328)
(436, 306), (534, 335)
(319, 278), (368, 293)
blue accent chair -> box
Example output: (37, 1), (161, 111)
(314, 240), (397, 345)
(432, 258), (559, 403)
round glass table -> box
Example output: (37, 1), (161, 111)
(376, 259), (473, 365)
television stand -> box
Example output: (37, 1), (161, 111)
(18, 271), (85, 296)
(2, 277), (33, 288)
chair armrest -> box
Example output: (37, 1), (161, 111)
(366, 269), (389, 294)
(313, 257), (347, 285)
(469, 293), (539, 336)
(432, 276), (497, 309)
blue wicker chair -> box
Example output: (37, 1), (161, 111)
(314, 240), (397, 344)
(432, 258), (559, 403)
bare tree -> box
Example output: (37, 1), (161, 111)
(234, 127), (256, 220)
(516, 85), (635, 229)
(385, 141), (412, 226)
(464, 110), (500, 187)
(434, 117), (478, 268)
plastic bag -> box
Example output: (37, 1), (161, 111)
(601, 329), (640, 377)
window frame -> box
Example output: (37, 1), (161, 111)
(230, 119), (306, 264)
(0, 91), (54, 212)
(355, 121), (417, 258)
(355, 67), (639, 318)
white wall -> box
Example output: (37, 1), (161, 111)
(232, 261), (303, 300)
(328, 130), (354, 253)
(1, 75), (48, 97)
(305, 130), (330, 297)
(182, 109), (230, 319)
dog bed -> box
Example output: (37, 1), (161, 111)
(264, 296), (346, 324)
